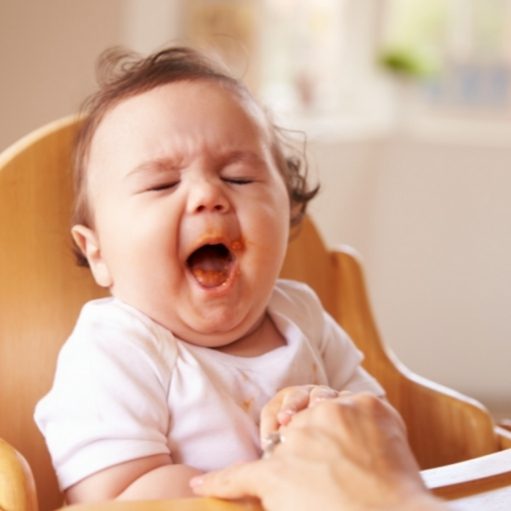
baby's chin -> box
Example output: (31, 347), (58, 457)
(168, 310), (266, 352)
(172, 322), (253, 349)
(110, 288), (263, 349)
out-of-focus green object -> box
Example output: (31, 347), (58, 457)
(379, 47), (439, 78)
(378, 0), (445, 79)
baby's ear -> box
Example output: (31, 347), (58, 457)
(71, 225), (113, 288)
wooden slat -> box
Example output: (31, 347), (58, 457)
(59, 498), (260, 511)
(423, 448), (511, 500)
(0, 116), (104, 511)
(0, 439), (38, 511)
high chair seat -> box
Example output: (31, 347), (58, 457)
(1, 117), (509, 511)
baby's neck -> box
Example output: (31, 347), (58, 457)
(214, 313), (285, 357)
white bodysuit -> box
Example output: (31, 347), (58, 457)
(35, 279), (384, 490)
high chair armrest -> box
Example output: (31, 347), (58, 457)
(0, 438), (38, 511)
(496, 425), (511, 450)
(498, 418), (511, 431)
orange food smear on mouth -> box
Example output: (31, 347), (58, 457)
(191, 267), (230, 288)
(231, 239), (244, 252)
(187, 239), (243, 288)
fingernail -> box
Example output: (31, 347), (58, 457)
(277, 409), (295, 424)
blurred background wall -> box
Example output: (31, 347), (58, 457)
(1, 0), (509, 417)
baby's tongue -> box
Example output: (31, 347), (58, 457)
(188, 245), (231, 288)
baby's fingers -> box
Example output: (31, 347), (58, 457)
(260, 386), (309, 442)
(276, 386), (312, 426)
(260, 386), (343, 444)
(274, 387), (343, 434)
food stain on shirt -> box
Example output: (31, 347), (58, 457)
(241, 397), (254, 413)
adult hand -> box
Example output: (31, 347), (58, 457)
(191, 393), (447, 511)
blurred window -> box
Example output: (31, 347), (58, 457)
(259, 0), (385, 121)
(380, 0), (511, 116)
(183, 0), (511, 127)
(184, 0), (384, 122)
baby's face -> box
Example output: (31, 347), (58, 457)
(74, 80), (290, 347)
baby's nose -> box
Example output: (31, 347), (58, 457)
(187, 180), (230, 214)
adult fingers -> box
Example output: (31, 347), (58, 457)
(308, 386), (345, 406)
(282, 392), (406, 446)
(190, 460), (271, 500)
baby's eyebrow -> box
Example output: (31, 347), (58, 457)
(126, 157), (183, 179)
(221, 150), (265, 166)
(126, 150), (265, 180)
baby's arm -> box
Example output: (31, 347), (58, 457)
(65, 454), (203, 504)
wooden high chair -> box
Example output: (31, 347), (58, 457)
(1, 117), (510, 511)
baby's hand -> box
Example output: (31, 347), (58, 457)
(260, 385), (343, 446)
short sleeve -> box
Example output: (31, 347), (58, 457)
(34, 299), (177, 490)
(272, 280), (384, 397)
(319, 312), (385, 396)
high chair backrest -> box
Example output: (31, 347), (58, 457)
(0, 117), (108, 510)
(1, 117), (508, 511)
(282, 220), (507, 465)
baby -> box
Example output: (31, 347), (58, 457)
(35, 46), (384, 503)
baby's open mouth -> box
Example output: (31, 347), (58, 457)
(186, 243), (235, 288)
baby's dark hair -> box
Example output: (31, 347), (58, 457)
(72, 46), (319, 266)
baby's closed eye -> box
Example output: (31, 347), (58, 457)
(144, 180), (180, 192)
(221, 176), (254, 185)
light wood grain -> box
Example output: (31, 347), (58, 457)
(59, 498), (259, 511)
(0, 439), (38, 511)
(0, 117), (107, 511)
